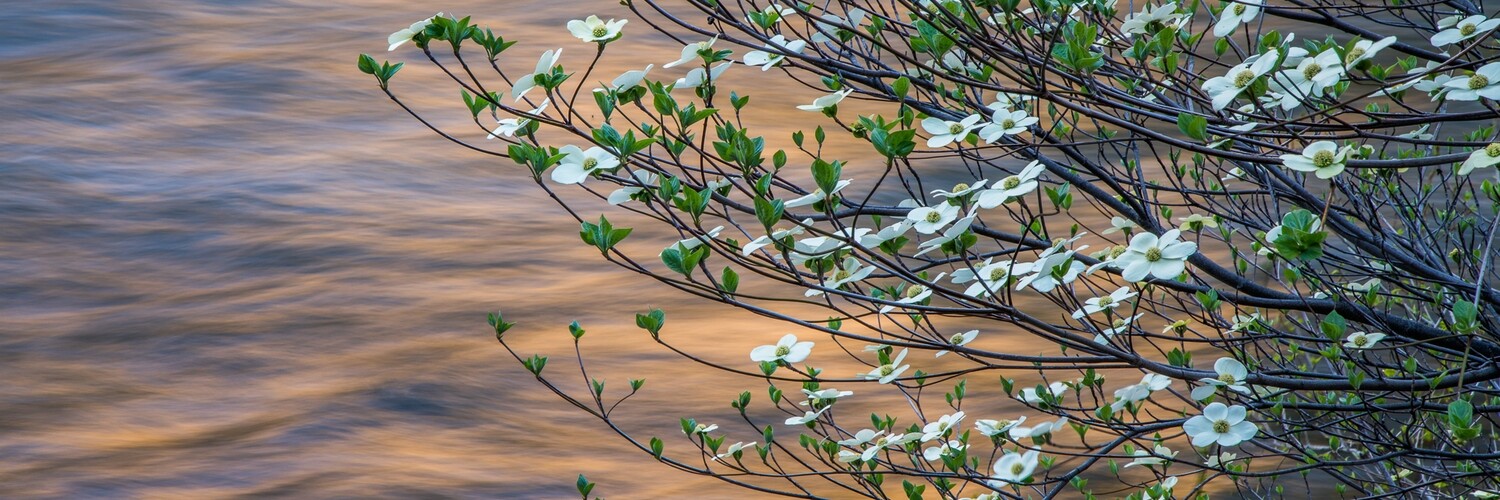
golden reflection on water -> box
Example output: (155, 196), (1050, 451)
(1, 1), (1200, 497)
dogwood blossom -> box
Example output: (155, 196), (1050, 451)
(976, 417), (1025, 437)
(936, 330), (979, 357)
(1460, 143), (1500, 175)
(1344, 331), (1387, 349)
(594, 65), (652, 94)
(566, 15), (627, 43)
(975, 161), (1046, 208)
(1103, 216), (1137, 235)
(1072, 286), (1137, 319)
(932, 180), (987, 200)
(712, 441), (757, 461)
(1213, 0), (1262, 37)
(551, 145), (618, 184)
(1431, 15), (1500, 46)
(785, 407), (828, 425)
(1344, 37), (1395, 68)
(1124, 444), (1178, 468)
(863, 348), (910, 384)
(1193, 357), (1252, 400)
(807, 257), (875, 296)
(978, 109), (1037, 143)
(1120, 3), (1185, 35)
(962, 260), (1025, 298)
(921, 411), (967, 441)
(1111, 373), (1172, 411)
(1443, 62), (1500, 101)
(1281, 140), (1352, 179)
(1115, 229), (1197, 282)
(797, 88), (854, 112)
(742, 35), (807, 70)
(663, 38), (716, 68)
(809, 8), (868, 43)
(1185, 403), (1258, 447)
(785, 179), (851, 208)
(388, 13), (443, 51)
(1095, 313), (1143, 344)
(606, 168), (658, 205)
(922, 440), (967, 461)
(912, 217), (974, 257)
(750, 333), (814, 364)
(740, 221), (810, 256)
(1009, 417), (1069, 440)
(921, 114), (984, 148)
(1201, 50), (1279, 110)
(801, 388), (853, 404)
(673, 62), (731, 89)
(906, 203), (960, 234)
(511, 48), (564, 101)
(988, 450), (1041, 485)
(1020, 381), (1069, 404)
(1016, 245), (1085, 293)
(488, 99), (549, 139)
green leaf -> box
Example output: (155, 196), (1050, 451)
(1177, 112), (1208, 141)
(720, 267), (740, 294)
(754, 197), (784, 232)
(635, 308), (666, 337)
(1320, 311), (1347, 340)
(576, 474), (595, 499)
(357, 54), (378, 75)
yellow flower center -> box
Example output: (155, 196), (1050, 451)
(988, 268), (1007, 281)
(879, 365), (895, 376)
(1144, 247), (1163, 262)
(1302, 63), (1322, 81)
(775, 345), (792, 357)
(948, 123), (964, 134)
(583, 158), (600, 169)
(1352, 335), (1368, 347)
(1218, 373), (1238, 384)
(833, 269), (852, 281)
(1212, 420), (1230, 433)
(1233, 69), (1256, 88)
(1344, 48), (1366, 65)
(1002, 176), (1022, 189)
(1312, 150), (1336, 169)
(1486, 143), (1500, 157)
(1110, 245), (1128, 258)
(1233, 4), (1246, 15)
(1001, 119), (1016, 129)
(1099, 296), (1116, 307)
(924, 211), (943, 223)
(952, 182), (969, 193)
(1461, 22), (1477, 36)
(904, 286), (926, 299)
(1469, 74), (1490, 90)
(1112, 318), (1129, 328)
(950, 332), (967, 344)
(592, 26), (609, 38)
(1011, 463), (1025, 474)
(1170, 320), (1189, 333)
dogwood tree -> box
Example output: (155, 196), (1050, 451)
(363, 1), (1500, 497)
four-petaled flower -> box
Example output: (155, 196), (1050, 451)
(1201, 49), (1279, 110)
(1281, 140), (1352, 179)
(988, 450), (1041, 486)
(1072, 286), (1138, 319)
(488, 99), (549, 139)
(1460, 143), (1500, 175)
(750, 333), (815, 364)
(1115, 229), (1198, 282)
(1020, 381), (1069, 405)
(673, 62), (732, 90)
(1443, 62), (1500, 101)
(1183, 402), (1258, 447)
(1344, 331), (1387, 350)
(921, 114), (984, 148)
(743, 35), (807, 70)
(797, 88), (854, 112)
(1431, 15), (1500, 47)
(388, 13), (443, 51)
(1193, 357), (1252, 400)
(1124, 444), (1178, 468)
(976, 161), (1046, 208)
(1213, 0), (1262, 37)
(511, 48), (564, 101)
(976, 417), (1025, 437)
(1111, 373), (1172, 411)
(978, 109), (1037, 143)
(566, 15), (627, 43)
(863, 348), (910, 384)
(921, 411), (967, 441)
(936, 329), (979, 357)
(906, 203), (961, 234)
(551, 144), (618, 184)
(664, 38), (717, 68)
(1120, 3), (1185, 35)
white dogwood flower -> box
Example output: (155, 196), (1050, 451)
(1111, 373), (1173, 411)
(806, 257), (875, 296)
(388, 13), (443, 51)
(1281, 140), (1352, 179)
(1443, 62), (1500, 101)
(606, 168), (658, 205)
(975, 161), (1046, 208)
(712, 441), (757, 461)
(1201, 50), (1279, 110)
(750, 333), (815, 364)
(1344, 331), (1387, 350)
(936, 330), (979, 357)
(922, 114), (984, 148)
(785, 407), (828, 425)
(801, 388), (853, 404)
(1124, 444), (1178, 468)
(1184, 402), (1258, 447)
(921, 411), (967, 441)
(1120, 3), (1185, 35)
(1020, 381), (1069, 404)
(743, 35), (807, 70)
(1213, 0), (1262, 37)
(922, 440), (967, 461)
(1072, 286), (1138, 319)
(673, 62), (731, 89)
(988, 450), (1041, 486)
(863, 348), (910, 384)
(1193, 357), (1252, 400)
(906, 203), (961, 234)
(551, 145), (618, 184)
(566, 15), (627, 43)
(1344, 36), (1395, 68)
(785, 179), (851, 208)
(664, 38), (716, 68)
(797, 88), (854, 112)
(1115, 229), (1197, 282)
(488, 99), (549, 139)
(1432, 15), (1500, 46)
(1009, 417), (1069, 440)
(976, 417), (1025, 437)
(511, 48), (564, 101)
(963, 260), (1025, 298)
(594, 65), (653, 94)
(1460, 143), (1500, 175)
(978, 109), (1037, 143)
